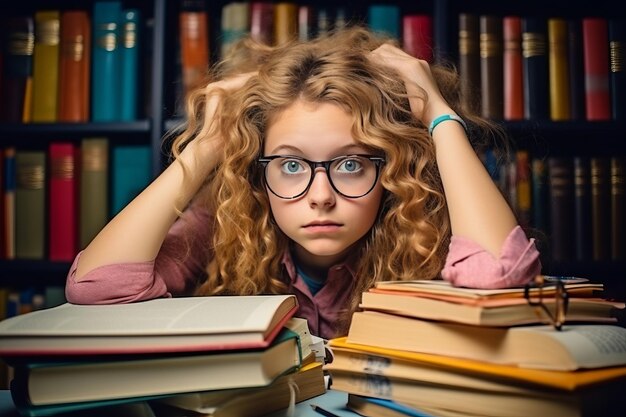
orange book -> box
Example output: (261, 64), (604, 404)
(548, 18), (570, 120)
(582, 17), (610, 121)
(273, 2), (298, 46)
(402, 14), (433, 62)
(503, 16), (523, 120)
(58, 11), (91, 122)
(179, 0), (209, 100)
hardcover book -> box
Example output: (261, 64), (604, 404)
(31, 11), (60, 122)
(568, 18), (586, 120)
(503, 16), (523, 121)
(110, 145), (151, 217)
(79, 137), (109, 249)
(574, 157), (592, 262)
(120, 9), (140, 121)
(458, 13), (480, 113)
(591, 157), (611, 261)
(221, 2), (250, 59)
(48, 142), (78, 261)
(273, 2), (298, 46)
(548, 156), (575, 262)
(609, 18), (625, 120)
(250, 2), (274, 44)
(15, 151), (46, 259)
(367, 5), (400, 40)
(548, 18), (570, 120)
(402, 14), (433, 62)
(611, 157), (625, 260)
(522, 17), (549, 120)
(179, 0), (210, 101)
(479, 15), (503, 120)
(582, 17), (610, 121)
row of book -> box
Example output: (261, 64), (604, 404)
(0, 1), (144, 124)
(326, 278), (626, 417)
(459, 14), (625, 122)
(0, 295), (327, 416)
(0, 140), (152, 261)
(487, 150), (626, 263)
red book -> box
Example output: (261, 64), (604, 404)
(582, 17), (610, 121)
(503, 16), (523, 120)
(402, 14), (433, 62)
(48, 142), (78, 261)
(250, 2), (274, 45)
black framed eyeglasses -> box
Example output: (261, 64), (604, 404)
(257, 154), (386, 199)
(524, 275), (570, 331)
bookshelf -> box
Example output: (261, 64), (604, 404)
(0, 0), (624, 300)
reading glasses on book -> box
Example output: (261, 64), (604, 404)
(258, 154), (386, 199)
(524, 275), (570, 331)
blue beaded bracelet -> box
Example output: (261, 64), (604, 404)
(428, 114), (468, 136)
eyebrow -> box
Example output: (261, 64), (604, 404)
(266, 143), (368, 156)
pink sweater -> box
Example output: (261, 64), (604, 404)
(66, 206), (542, 339)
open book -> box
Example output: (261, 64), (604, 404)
(0, 295), (298, 356)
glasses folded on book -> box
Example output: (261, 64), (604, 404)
(524, 275), (570, 331)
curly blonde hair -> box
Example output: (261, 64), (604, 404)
(170, 27), (505, 335)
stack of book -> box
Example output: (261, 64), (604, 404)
(0, 295), (326, 416)
(326, 278), (626, 417)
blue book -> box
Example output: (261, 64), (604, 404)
(367, 5), (400, 40)
(92, 1), (122, 121)
(110, 145), (151, 217)
(120, 9), (141, 121)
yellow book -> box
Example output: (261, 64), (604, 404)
(31, 10), (60, 122)
(549, 18), (570, 120)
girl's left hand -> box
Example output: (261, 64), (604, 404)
(370, 43), (454, 127)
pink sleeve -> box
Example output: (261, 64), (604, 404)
(441, 225), (542, 289)
(65, 205), (213, 304)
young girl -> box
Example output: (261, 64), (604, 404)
(66, 28), (541, 339)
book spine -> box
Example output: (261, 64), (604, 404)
(402, 14), (433, 62)
(568, 19), (586, 120)
(3, 148), (17, 260)
(548, 18), (570, 120)
(503, 16), (524, 121)
(297, 5), (314, 41)
(15, 151), (46, 259)
(221, 2), (250, 58)
(31, 11), (60, 122)
(273, 2), (298, 46)
(251, 2), (274, 44)
(120, 9), (140, 121)
(582, 17), (610, 121)
(458, 13), (481, 113)
(58, 11), (91, 122)
(179, 1), (210, 101)
(479, 15), (503, 120)
(49, 143), (78, 261)
(91, 1), (122, 122)
(0, 17), (34, 123)
(531, 158), (549, 233)
(591, 157), (611, 261)
(0, 149), (4, 259)
(610, 157), (625, 261)
(367, 5), (400, 40)
(548, 157), (575, 262)
(609, 18), (625, 121)
(110, 145), (151, 217)
(574, 157), (592, 261)
(80, 138), (109, 249)
(515, 150), (531, 228)
(522, 17), (549, 120)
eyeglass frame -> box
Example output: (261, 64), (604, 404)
(523, 275), (570, 331)
(257, 154), (386, 200)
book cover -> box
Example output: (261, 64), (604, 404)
(574, 157), (592, 262)
(179, 0), (210, 101)
(367, 5), (400, 40)
(591, 157), (610, 261)
(0, 295), (298, 356)
(251, 2), (274, 45)
(48, 142), (78, 262)
(120, 9), (140, 121)
(568, 18), (586, 120)
(79, 137), (109, 249)
(273, 2), (298, 46)
(2, 147), (16, 260)
(31, 10), (60, 122)
(479, 15), (503, 120)
(458, 13), (480, 113)
(9, 328), (302, 409)
(503, 16), (523, 121)
(609, 18), (625, 120)
(548, 18), (570, 120)
(522, 17), (549, 121)
(15, 151), (46, 259)
(91, 1), (122, 122)
(402, 14), (433, 62)
(58, 10), (91, 123)
(0, 16), (34, 123)
(110, 145), (151, 217)
(548, 156), (575, 262)
(582, 17), (610, 121)
(611, 157), (625, 261)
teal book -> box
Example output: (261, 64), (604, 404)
(15, 151), (46, 259)
(120, 8), (141, 121)
(367, 5), (400, 40)
(91, 1), (122, 121)
(110, 145), (151, 217)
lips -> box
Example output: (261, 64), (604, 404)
(303, 220), (342, 228)
(302, 221), (343, 233)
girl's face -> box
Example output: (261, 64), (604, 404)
(263, 100), (385, 270)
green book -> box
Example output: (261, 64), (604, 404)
(110, 145), (151, 217)
(79, 138), (109, 249)
(15, 151), (46, 259)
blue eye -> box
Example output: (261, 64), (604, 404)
(281, 159), (305, 174)
(337, 158), (363, 173)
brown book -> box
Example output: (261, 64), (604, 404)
(611, 157), (625, 261)
(479, 15), (503, 120)
(179, 0), (210, 100)
(31, 10), (60, 122)
(548, 18), (570, 121)
(574, 157), (592, 262)
(459, 13), (480, 113)
(503, 16), (523, 120)
(591, 157), (611, 261)
(548, 157), (575, 262)
(250, 2), (274, 45)
(515, 150), (531, 228)
(58, 11), (91, 122)
(273, 2), (298, 46)
(402, 14), (433, 62)
(15, 151), (46, 259)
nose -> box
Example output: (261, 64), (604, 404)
(307, 168), (336, 208)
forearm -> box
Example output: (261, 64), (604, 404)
(432, 120), (518, 257)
